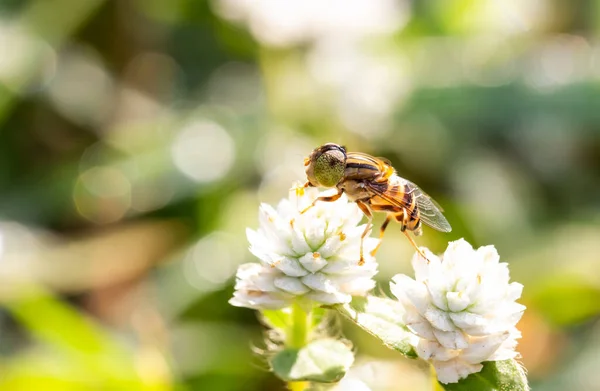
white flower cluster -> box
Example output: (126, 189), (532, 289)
(230, 185), (378, 310)
(391, 239), (525, 384)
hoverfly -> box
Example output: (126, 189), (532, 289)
(301, 143), (451, 265)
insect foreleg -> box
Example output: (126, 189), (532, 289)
(355, 200), (373, 266)
(300, 188), (343, 214)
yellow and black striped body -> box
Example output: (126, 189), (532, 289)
(339, 152), (423, 235)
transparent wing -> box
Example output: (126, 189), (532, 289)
(406, 180), (452, 232)
(365, 179), (452, 233)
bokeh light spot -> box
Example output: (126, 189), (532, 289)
(0, 23), (56, 94)
(74, 166), (132, 224)
(183, 232), (242, 292)
(171, 120), (235, 183)
(47, 45), (115, 127)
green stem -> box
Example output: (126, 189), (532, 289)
(430, 364), (446, 391)
(286, 302), (311, 391)
(286, 302), (310, 348)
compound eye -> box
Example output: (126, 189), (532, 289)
(314, 150), (345, 187)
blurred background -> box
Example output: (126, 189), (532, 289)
(0, 0), (599, 390)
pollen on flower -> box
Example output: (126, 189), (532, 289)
(390, 238), (526, 384)
(230, 183), (379, 310)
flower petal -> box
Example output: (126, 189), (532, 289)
(424, 306), (455, 331)
(305, 290), (350, 304)
(298, 252), (328, 273)
(460, 332), (509, 364)
(443, 239), (475, 267)
(274, 276), (310, 295)
(448, 311), (490, 335)
(301, 273), (338, 294)
(328, 274), (376, 296)
(433, 329), (469, 350)
(434, 359), (483, 384)
(405, 311), (436, 341)
(274, 256), (309, 277)
(229, 291), (291, 310)
(290, 226), (312, 255)
(476, 245), (500, 265)
(488, 328), (521, 361)
(446, 291), (471, 312)
(416, 340), (459, 361)
(317, 233), (345, 259)
(412, 248), (440, 282)
(391, 274), (430, 313)
(303, 218), (327, 250)
(322, 254), (377, 274)
(506, 282), (524, 301)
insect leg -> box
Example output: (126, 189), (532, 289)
(401, 207), (430, 263)
(402, 230), (430, 263)
(300, 188), (343, 214)
(393, 210), (407, 231)
(369, 213), (392, 257)
(355, 200), (373, 266)
(413, 220), (423, 236)
(402, 208), (410, 228)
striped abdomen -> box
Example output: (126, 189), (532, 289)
(369, 175), (422, 232)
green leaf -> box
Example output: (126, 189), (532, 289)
(261, 308), (292, 330)
(3, 288), (157, 390)
(335, 296), (416, 357)
(271, 338), (354, 383)
(442, 360), (529, 391)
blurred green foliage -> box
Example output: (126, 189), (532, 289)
(0, 0), (599, 390)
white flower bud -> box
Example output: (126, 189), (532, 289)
(390, 239), (526, 384)
(230, 184), (378, 310)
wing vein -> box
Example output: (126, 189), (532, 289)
(365, 178), (452, 233)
